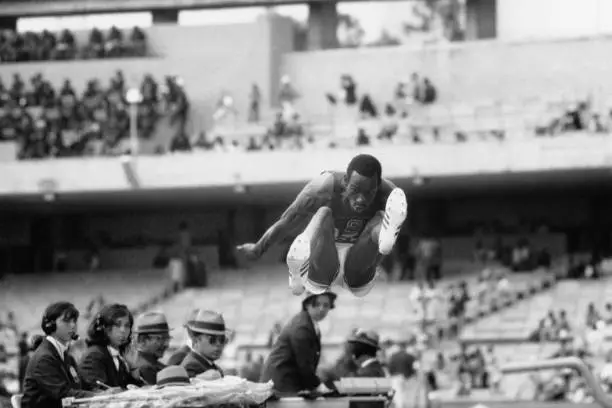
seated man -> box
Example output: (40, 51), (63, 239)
(130, 312), (171, 385)
(346, 330), (386, 377)
(22, 301), (95, 408)
(181, 310), (229, 379)
(238, 154), (407, 297)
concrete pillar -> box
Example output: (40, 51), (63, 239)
(307, 1), (339, 50)
(151, 9), (180, 24)
(465, 0), (497, 40)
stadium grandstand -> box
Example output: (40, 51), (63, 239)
(3, 0), (612, 408)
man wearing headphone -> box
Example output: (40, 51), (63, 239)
(21, 301), (95, 408)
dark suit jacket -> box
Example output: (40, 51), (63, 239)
(387, 349), (416, 378)
(181, 350), (224, 378)
(78, 344), (141, 390)
(355, 359), (387, 378)
(21, 339), (93, 408)
(166, 345), (190, 366)
(131, 351), (165, 385)
(260, 311), (321, 393)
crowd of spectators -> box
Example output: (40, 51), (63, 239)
(0, 26), (147, 63)
(535, 99), (612, 137)
(0, 70), (188, 159)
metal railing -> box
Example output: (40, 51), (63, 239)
(501, 357), (612, 408)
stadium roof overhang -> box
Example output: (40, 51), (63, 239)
(0, 0), (386, 18)
(0, 167), (611, 213)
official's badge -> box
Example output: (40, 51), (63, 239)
(69, 366), (79, 381)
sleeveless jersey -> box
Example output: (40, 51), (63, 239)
(325, 171), (389, 244)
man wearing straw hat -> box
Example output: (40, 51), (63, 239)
(131, 312), (172, 385)
(261, 291), (336, 395)
(167, 309), (199, 366)
(155, 366), (191, 388)
(181, 310), (231, 378)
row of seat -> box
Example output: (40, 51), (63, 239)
(213, 93), (600, 147)
(461, 277), (612, 343)
(0, 268), (172, 340)
(151, 264), (555, 350)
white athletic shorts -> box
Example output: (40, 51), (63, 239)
(332, 242), (378, 298)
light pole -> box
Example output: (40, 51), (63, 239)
(125, 88), (143, 156)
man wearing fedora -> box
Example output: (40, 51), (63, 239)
(181, 310), (229, 378)
(346, 329), (386, 377)
(167, 309), (199, 366)
(131, 312), (172, 385)
(261, 291), (336, 395)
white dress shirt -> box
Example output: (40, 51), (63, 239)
(46, 336), (68, 360)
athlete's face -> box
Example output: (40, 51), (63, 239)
(344, 171), (379, 213)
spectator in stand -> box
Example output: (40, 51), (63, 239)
(130, 27), (147, 57)
(105, 26), (124, 58)
(604, 303), (612, 324)
(586, 303), (601, 328)
(420, 78), (437, 105)
(213, 92), (237, 126)
(393, 80), (408, 117)
(340, 75), (358, 106)
(278, 75), (299, 120)
(164, 76), (189, 134)
(557, 310), (571, 335)
(87, 28), (105, 59)
(248, 83), (261, 123)
(170, 130), (192, 153)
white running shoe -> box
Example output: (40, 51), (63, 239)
(286, 233), (310, 296)
(378, 188), (408, 255)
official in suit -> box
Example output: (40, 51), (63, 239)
(346, 329), (387, 377)
(78, 304), (142, 390)
(166, 309), (199, 366)
(21, 302), (95, 408)
(181, 309), (229, 378)
(130, 312), (172, 385)
(260, 291), (336, 395)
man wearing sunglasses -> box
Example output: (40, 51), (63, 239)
(181, 310), (230, 378)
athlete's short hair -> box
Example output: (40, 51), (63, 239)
(346, 154), (382, 183)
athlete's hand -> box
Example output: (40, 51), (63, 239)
(236, 243), (262, 260)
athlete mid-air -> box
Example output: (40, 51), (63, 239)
(237, 154), (407, 298)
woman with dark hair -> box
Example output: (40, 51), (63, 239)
(78, 304), (142, 391)
(21, 301), (95, 408)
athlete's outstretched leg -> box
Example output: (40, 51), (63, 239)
(344, 188), (407, 297)
(286, 207), (339, 296)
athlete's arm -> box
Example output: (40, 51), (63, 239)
(253, 173), (334, 257)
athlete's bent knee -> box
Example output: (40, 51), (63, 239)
(345, 277), (377, 298)
(314, 206), (333, 218)
(344, 266), (377, 297)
